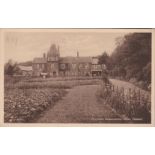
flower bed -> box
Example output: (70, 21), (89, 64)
(4, 76), (101, 123)
(4, 88), (67, 123)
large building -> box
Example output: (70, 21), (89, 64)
(32, 44), (102, 77)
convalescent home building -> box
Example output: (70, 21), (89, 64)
(32, 44), (102, 77)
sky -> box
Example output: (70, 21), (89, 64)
(4, 31), (128, 63)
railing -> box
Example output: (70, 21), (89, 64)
(102, 83), (151, 123)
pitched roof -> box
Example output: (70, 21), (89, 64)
(33, 58), (47, 63)
(76, 57), (92, 63)
(60, 57), (92, 63)
(60, 57), (76, 63)
(18, 65), (32, 71)
(32, 56), (93, 64)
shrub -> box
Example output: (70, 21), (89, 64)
(98, 84), (151, 123)
(4, 88), (67, 123)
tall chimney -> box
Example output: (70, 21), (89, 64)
(77, 51), (79, 57)
(57, 45), (60, 57)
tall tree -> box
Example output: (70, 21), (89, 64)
(110, 33), (151, 87)
(5, 59), (20, 76)
(98, 51), (112, 69)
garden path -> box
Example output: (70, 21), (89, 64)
(36, 84), (119, 123)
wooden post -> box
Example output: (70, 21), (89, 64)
(129, 88), (132, 104)
(122, 87), (125, 113)
(138, 89), (141, 105)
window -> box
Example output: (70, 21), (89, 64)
(92, 64), (101, 70)
(79, 63), (84, 69)
(85, 63), (89, 69)
(51, 64), (54, 68)
(72, 63), (76, 69)
(60, 64), (66, 70)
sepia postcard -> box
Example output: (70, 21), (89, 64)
(0, 28), (154, 127)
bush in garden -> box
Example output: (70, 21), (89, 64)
(4, 88), (67, 123)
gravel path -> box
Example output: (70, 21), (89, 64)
(36, 84), (119, 123)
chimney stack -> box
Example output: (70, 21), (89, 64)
(43, 53), (46, 59)
(77, 51), (79, 57)
(57, 45), (60, 57)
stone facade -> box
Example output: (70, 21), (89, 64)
(32, 44), (102, 77)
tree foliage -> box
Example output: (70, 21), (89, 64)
(5, 59), (20, 76)
(112, 33), (151, 87)
(98, 51), (112, 70)
(99, 33), (151, 89)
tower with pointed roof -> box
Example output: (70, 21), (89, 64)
(47, 44), (60, 76)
